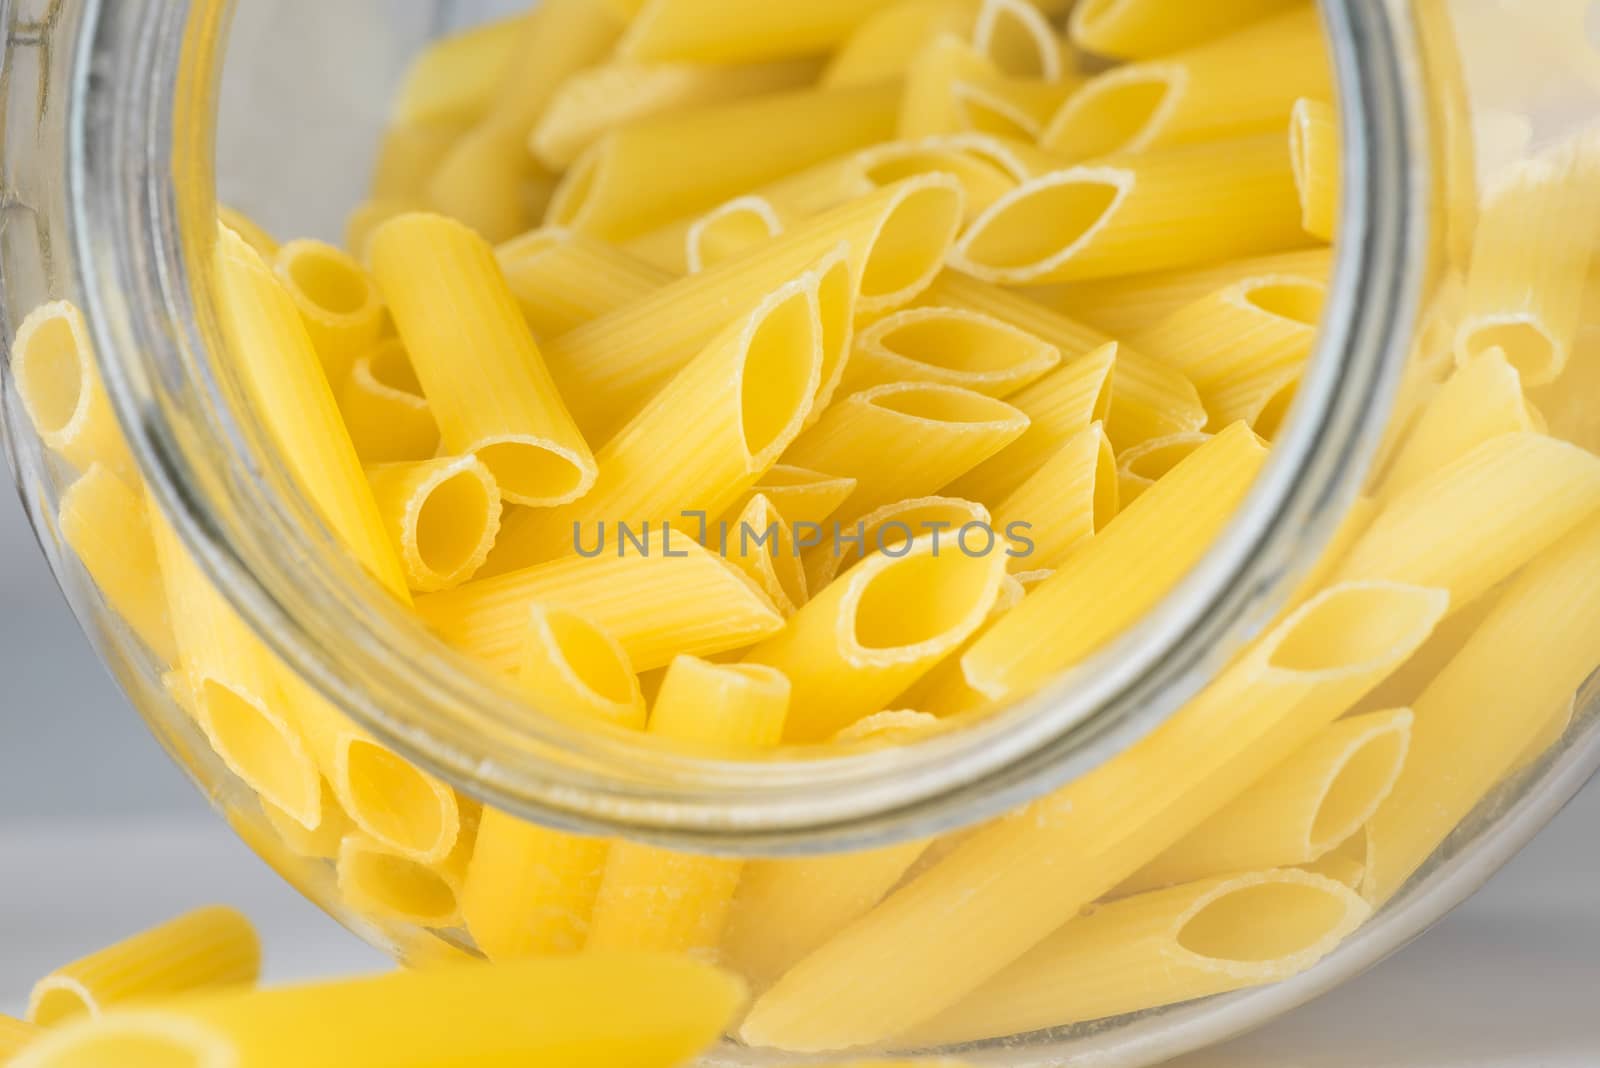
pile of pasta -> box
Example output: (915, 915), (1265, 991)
(14, 0), (1600, 1055)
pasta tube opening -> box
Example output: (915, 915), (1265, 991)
(13, 301), (131, 479)
(740, 286), (825, 465)
(975, 0), (1064, 80)
(195, 677), (322, 831)
(1118, 431), (1211, 502)
(1268, 582), (1454, 678)
(687, 196), (783, 274)
(857, 180), (967, 308)
(338, 342), (440, 465)
(339, 739), (459, 864)
(14, 1017), (230, 1067)
(1043, 65), (1178, 160)
(412, 463), (500, 586)
(337, 836), (464, 927)
(1308, 717), (1411, 851)
(956, 171), (1128, 276)
(807, 496), (991, 592)
(846, 307), (1061, 397)
(276, 242), (381, 321)
(1250, 369), (1302, 441)
(521, 604), (646, 728)
(857, 143), (1018, 221)
(1458, 319), (1557, 384)
(847, 539), (1004, 663)
(1244, 278), (1325, 325)
(1174, 873), (1360, 971)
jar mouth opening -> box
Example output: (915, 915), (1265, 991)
(68, 0), (1427, 852)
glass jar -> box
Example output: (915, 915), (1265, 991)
(4, 0), (1599, 1062)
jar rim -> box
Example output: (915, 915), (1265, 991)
(67, 0), (1428, 854)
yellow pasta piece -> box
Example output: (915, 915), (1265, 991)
(58, 464), (177, 666)
(28, 908), (259, 1025)
(1067, 0), (1304, 60)
(261, 781), (353, 861)
(391, 13), (528, 128)
(1033, 247), (1334, 338)
(1044, 8), (1328, 163)
(494, 250), (842, 566)
(900, 34), (1000, 139)
(802, 495), (991, 594)
(723, 713), (941, 987)
(621, 0), (907, 63)
(12, 301), (134, 482)
(426, 0), (625, 242)
(724, 465), (860, 530)
(745, 534), (1007, 742)
(1455, 132), (1600, 385)
(369, 213), (598, 507)
(720, 494), (809, 616)
(686, 196), (785, 274)
(1290, 97), (1341, 242)
(417, 529), (785, 675)
(587, 659), (790, 954)
(272, 240), (386, 384)
(337, 830), (472, 929)
(922, 273), (1205, 452)
(548, 85), (900, 241)
(825, 0), (978, 88)
(496, 228), (669, 340)
(994, 421), (1117, 571)
(842, 305), (1060, 398)
(0, 1014), (37, 1060)
(1125, 707), (1413, 893)
(369, 122), (463, 203)
(217, 207), (278, 260)
(532, 58), (821, 170)
(917, 870), (1369, 1043)
(1300, 831), (1369, 891)
(1365, 513), (1600, 903)
(13, 954), (743, 1068)
(544, 174), (966, 444)
(894, 571), (1026, 712)
(740, 581), (1447, 1050)
(784, 383), (1028, 524)
(1116, 430), (1211, 504)
(213, 227), (412, 599)
(973, 0), (1067, 81)
(952, 76), (1076, 142)
(336, 340), (440, 465)
(948, 422), (1268, 712)
(343, 197), (429, 262)
(953, 133), (1309, 284)
(1530, 326), (1600, 454)
(1130, 274), (1325, 420)
(366, 456), (502, 593)
(462, 607), (645, 960)
(1379, 348), (1541, 500)
(1331, 432), (1600, 612)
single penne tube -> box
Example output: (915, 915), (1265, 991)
(148, 510), (323, 830)
(494, 251), (841, 567)
(722, 713), (941, 987)
(745, 534), (1008, 742)
(921, 273), (1205, 451)
(368, 213), (598, 508)
(1130, 274), (1325, 414)
(783, 382), (1029, 524)
(548, 85), (901, 241)
(620, 0), (906, 63)
(495, 228), (669, 341)
(686, 196), (785, 275)
(337, 831), (471, 929)
(720, 494), (809, 616)
(1455, 132), (1600, 385)
(1290, 97), (1341, 242)
(916, 869), (1369, 1043)
(1043, 8), (1329, 163)
(1034, 247), (1335, 338)
(974, 0), (1066, 80)
(723, 465), (859, 529)
(803, 495), (992, 593)
(894, 571), (1027, 712)
(426, 0), (625, 242)
(586, 659), (791, 954)
(543, 175), (966, 444)
(336, 340), (440, 465)
(900, 34), (1000, 139)
(272, 240), (386, 383)
(213, 227), (411, 599)
(994, 421), (1117, 571)
(12, 954), (744, 1068)
(365, 456), (502, 593)
(12, 300), (135, 482)
(740, 581), (1447, 1050)
(1124, 707), (1414, 893)
(461, 607), (646, 961)
(948, 422), (1268, 712)
(532, 58), (821, 170)
(1331, 432), (1600, 612)
(1365, 513), (1600, 903)
(1379, 348), (1541, 500)
(1116, 430), (1212, 504)
(27, 908), (260, 1025)
(0, 1015), (37, 1059)
(262, 781), (353, 861)
(368, 121), (462, 204)
(342, 197), (429, 262)
(824, 0), (978, 88)
(840, 305), (1060, 398)
(58, 464), (178, 666)
(1225, 361), (1303, 439)
(390, 12), (527, 128)
(1067, 0), (1304, 60)
(952, 133), (1310, 284)
(217, 207), (278, 260)
(416, 529), (785, 675)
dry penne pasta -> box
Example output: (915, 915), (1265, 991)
(1116, 431), (1212, 504)
(825, 0), (979, 88)
(337, 831), (471, 929)
(724, 465), (860, 530)
(993, 421), (1117, 571)
(218, 207), (278, 260)
(686, 196), (785, 274)
(495, 228), (670, 340)
(1290, 96), (1341, 242)
(390, 13), (528, 129)
(262, 781), (353, 861)
(1068, 0), (1305, 60)
(12, 301), (135, 483)
(365, 456), (502, 593)
(900, 34), (1000, 140)
(951, 76), (1077, 142)
(28, 908), (260, 1025)
(273, 242), (386, 384)
(841, 305), (1060, 398)
(721, 494), (810, 616)
(802, 495), (992, 597)
(336, 340), (441, 465)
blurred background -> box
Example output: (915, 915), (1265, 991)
(3, 483), (1598, 1063)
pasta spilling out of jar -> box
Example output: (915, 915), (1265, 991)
(15, 0), (1600, 1055)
